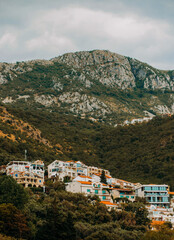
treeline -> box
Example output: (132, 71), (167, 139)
(1, 106), (174, 189)
(0, 175), (174, 240)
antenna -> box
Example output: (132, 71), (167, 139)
(25, 150), (27, 161)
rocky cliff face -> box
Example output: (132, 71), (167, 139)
(0, 50), (174, 125)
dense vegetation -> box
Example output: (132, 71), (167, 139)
(1, 175), (173, 240)
(0, 106), (173, 189)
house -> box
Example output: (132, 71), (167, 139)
(6, 160), (44, 188)
(115, 179), (135, 189)
(73, 175), (93, 182)
(47, 160), (87, 181)
(87, 166), (110, 177)
(13, 171), (44, 188)
(91, 173), (113, 185)
(6, 160), (44, 178)
(100, 201), (118, 211)
(110, 188), (136, 202)
(136, 184), (170, 208)
(147, 205), (174, 228)
(66, 180), (112, 202)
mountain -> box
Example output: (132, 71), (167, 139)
(0, 50), (174, 125)
(0, 105), (174, 189)
(0, 50), (174, 189)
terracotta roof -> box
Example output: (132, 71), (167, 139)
(78, 175), (92, 179)
(77, 181), (92, 185)
(151, 220), (165, 226)
(93, 173), (111, 178)
(168, 192), (174, 195)
(100, 201), (117, 206)
(118, 179), (131, 183)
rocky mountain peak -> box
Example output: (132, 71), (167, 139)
(0, 50), (174, 125)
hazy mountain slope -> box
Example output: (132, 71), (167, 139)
(0, 50), (174, 124)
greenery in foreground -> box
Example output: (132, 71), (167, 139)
(0, 175), (173, 240)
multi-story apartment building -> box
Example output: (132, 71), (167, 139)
(6, 160), (44, 187)
(136, 184), (170, 208)
(147, 205), (174, 228)
(87, 166), (110, 177)
(66, 180), (112, 202)
(114, 179), (135, 189)
(48, 160), (88, 181)
(6, 160), (44, 177)
(110, 188), (136, 202)
(13, 171), (44, 188)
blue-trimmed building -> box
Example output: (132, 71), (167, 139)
(136, 184), (170, 208)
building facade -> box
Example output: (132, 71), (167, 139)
(136, 184), (170, 208)
(66, 180), (112, 202)
(6, 160), (44, 188)
(48, 160), (88, 181)
(110, 188), (136, 202)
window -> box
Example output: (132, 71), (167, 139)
(98, 184), (100, 188)
(87, 189), (91, 193)
(102, 190), (106, 194)
(102, 196), (106, 200)
(95, 190), (98, 194)
(131, 196), (134, 199)
(144, 186), (151, 191)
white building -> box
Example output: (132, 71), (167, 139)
(147, 205), (174, 227)
(66, 180), (112, 202)
(47, 160), (87, 181)
(91, 173), (113, 185)
(6, 160), (44, 178)
(87, 166), (110, 177)
(6, 160), (44, 187)
(136, 184), (170, 208)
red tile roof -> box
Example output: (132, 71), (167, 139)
(78, 175), (92, 179)
(151, 220), (165, 226)
(77, 181), (92, 185)
(100, 201), (117, 206)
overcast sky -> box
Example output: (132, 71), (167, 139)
(0, 0), (174, 70)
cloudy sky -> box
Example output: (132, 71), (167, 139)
(0, 0), (174, 69)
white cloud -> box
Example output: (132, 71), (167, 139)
(0, 4), (174, 69)
(23, 7), (174, 69)
(26, 32), (77, 53)
(0, 32), (17, 48)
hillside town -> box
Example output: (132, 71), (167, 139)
(0, 159), (174, 229)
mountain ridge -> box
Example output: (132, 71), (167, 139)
(0, 50), (174, 125)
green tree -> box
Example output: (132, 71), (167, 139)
(0, 203), (29, 239)
(0, 175), (28, 209)
(124, 202), (150, 227)
(100, 170), (107, 184)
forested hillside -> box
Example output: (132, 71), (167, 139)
(0, 105), (174, 189)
